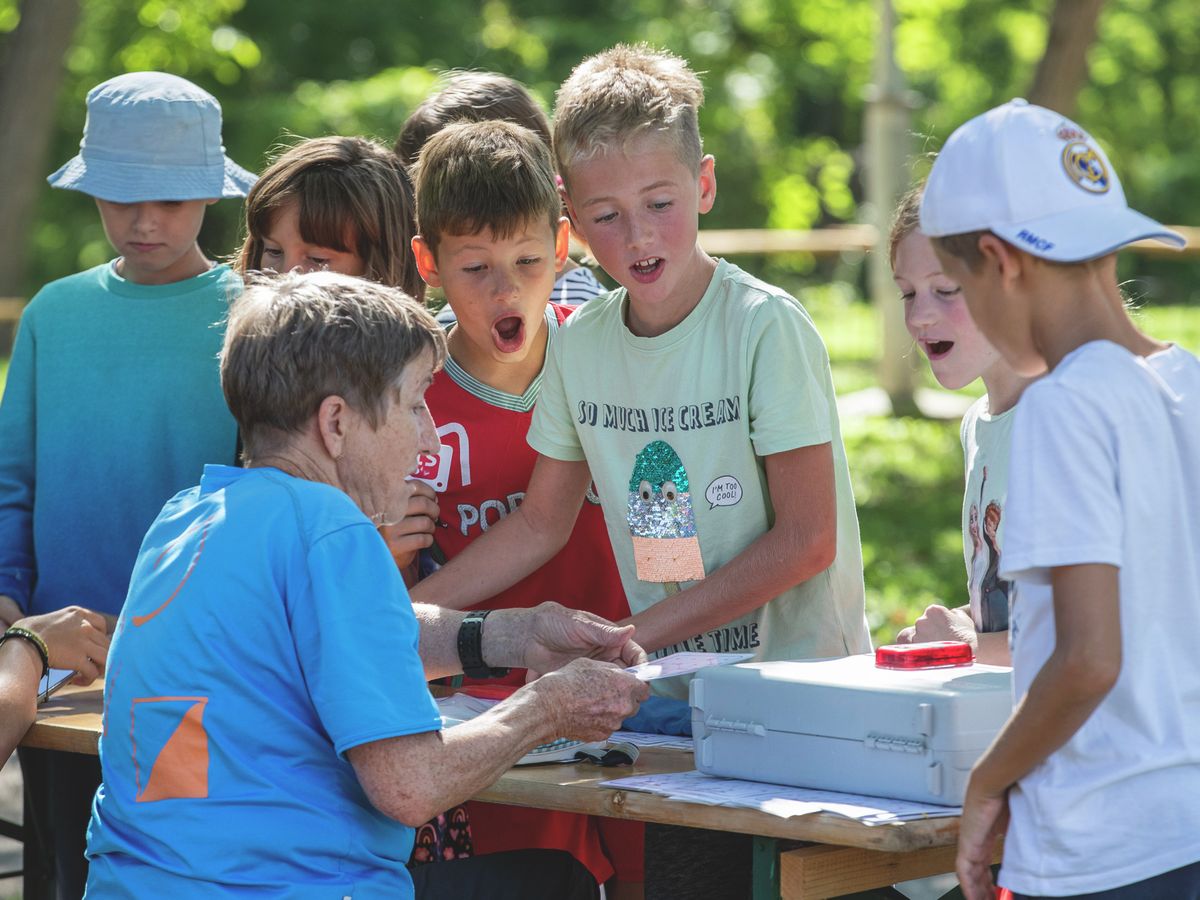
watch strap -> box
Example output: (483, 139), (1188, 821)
(457, 610), (510, 680)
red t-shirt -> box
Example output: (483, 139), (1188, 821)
(420, 304), (640, 883)
(421, 305), (629, 661)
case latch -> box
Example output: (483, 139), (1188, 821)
(865, 733), (927, 754)
(702, 716), (767, 737)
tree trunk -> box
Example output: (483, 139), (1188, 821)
(0, 0), (82, 298)
(867, 0), (919, 416)
(1027, 0), (1107, 117)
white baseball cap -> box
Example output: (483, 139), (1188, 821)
(920, 98), (1185, 262)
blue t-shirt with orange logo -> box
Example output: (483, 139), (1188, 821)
(85, 465), (442, 899)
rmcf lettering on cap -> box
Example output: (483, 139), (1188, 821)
(1016, 230), (1054, 252)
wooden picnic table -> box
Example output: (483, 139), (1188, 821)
(21, 683), (977, 899)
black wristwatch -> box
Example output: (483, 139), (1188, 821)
(457, 610), (511, 680)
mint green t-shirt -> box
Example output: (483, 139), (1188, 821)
(529, 259), (870, 697)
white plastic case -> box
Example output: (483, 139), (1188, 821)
(690, 655), (1013, 805)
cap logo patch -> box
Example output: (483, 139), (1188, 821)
(1061, 142), (1110, 194)
(1056, 125), (1086, 141)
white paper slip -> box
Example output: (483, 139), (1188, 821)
(38, 668), (75, 704)
(609, 730), (695, 752)
(598, 770), (962, 825)
(626, 652), (753, 682)
(435, 693), (603, 766)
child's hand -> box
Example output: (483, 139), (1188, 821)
(15, 606), (110, 684)
(956, 778), (1009, 900)
(380, 481), (440, 571)
(895, 604), (978, 651)
(0, 595), (22, 630)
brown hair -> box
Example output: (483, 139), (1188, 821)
(930, 232), (991, 271)
(221, 271), (445, 461)
(234, 136), (425, 301)
(413, 119), (561, 255)
(396, 71), (552, 169)
(552, 43), (704, 187)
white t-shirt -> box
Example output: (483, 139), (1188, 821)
(960, 396), (1016, 632)
(529, 259), (871, 698)
(999, 341), (1200, 896)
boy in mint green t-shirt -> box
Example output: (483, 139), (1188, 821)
(412, 45), (869, 701)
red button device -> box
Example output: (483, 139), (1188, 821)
(875, 640), (975, 670)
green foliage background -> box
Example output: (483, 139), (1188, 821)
(4, 0), (1200, 645)
(5, 0), (1200, 299)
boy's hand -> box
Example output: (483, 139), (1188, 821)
(380, 481), (440, 571)
(526, 657), (649, 742)
(896, 604), (977, 650)
(16, 606), (110, 684)
(0, 595), (22, 630)
(956, 778), (1009, 900)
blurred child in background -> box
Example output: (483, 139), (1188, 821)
(889, 184), (1030, 665)
(397, 70), (606, 320)
(233, 134), (442, 572)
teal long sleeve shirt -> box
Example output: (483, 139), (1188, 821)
(0, 262), (239, 617)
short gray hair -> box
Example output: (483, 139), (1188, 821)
(221, 271), (445, 460)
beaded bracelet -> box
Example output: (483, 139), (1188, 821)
(0, 626), (50, 678)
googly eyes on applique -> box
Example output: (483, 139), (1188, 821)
(639, 480), (653, 502)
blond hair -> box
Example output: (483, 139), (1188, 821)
(234, 136), (425, 301)
(396, 71), (551, 168)
(888, 185), (925, 267)
(221, 271), (445, 461)
(413, 119), (561, 255)
(552, 43), (704, 185)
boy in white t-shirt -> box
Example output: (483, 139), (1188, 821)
(922, 99), (1200, 900)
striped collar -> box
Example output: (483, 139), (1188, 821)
(442, 305), (559, 412)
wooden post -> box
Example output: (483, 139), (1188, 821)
(864, 0), (919, 416)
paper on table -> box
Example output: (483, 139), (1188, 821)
(599, 770), (961, 825)
(608, 730), (694, 751)
(38, 668), (75, 704)
(436, 693), (603, 766)
(625, 652), (754, 682)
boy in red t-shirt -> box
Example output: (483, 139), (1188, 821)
(406, 119), (635, 895)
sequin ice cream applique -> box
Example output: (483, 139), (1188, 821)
(627, 440), (706, 583)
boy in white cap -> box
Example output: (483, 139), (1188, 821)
(0, 71), (254, 897)
(921, 99), (1200, 900)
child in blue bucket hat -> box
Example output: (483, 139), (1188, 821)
(0, 71), (255, 896)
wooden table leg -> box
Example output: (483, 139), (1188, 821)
(751, 835), (781, 900)
(779, 843), (962, 899)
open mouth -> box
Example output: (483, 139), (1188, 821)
(924, 340), (954, 360)
(630, 257), (664, 283)
(492, 314), (526, 353)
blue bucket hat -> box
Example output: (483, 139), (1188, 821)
(47, 72), (257, 202)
